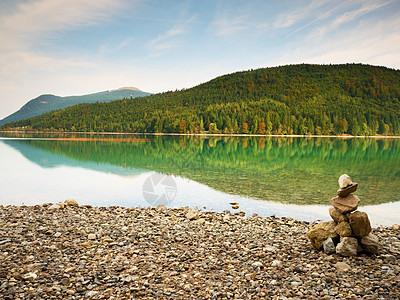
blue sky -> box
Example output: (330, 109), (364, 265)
(0, 0), (399, 119)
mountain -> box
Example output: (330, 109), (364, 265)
(0, 87), (151, 126)
(2, 64), (399, 135)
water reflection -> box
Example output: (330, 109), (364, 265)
(1, 133), (399, 206)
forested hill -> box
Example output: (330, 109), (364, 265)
(2, 64), (399, 135)
(0, 88), (151, 126)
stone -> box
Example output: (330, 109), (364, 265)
(336, 237), (358, 256)
(156, 205), (167, 211)
(48, 204), (61, 210)
(271, 260), (283, 268)
(194, 218), (206, 225)
(335, 221), (353, 237)
(185, 210), (199, 220)
(229, 202), (239, 205)
(361, 233), (380, 254)
(307, 221), (338, 251)
(323, 237), (336, 254)
(392, 224), (400, 230)
(338, 174), (352, 188)
(22, 272), (37, 281)
(349, 211), (371, 237)
(331, 194), (360, 214)
(231, 205), (239, 209)
(64, 199), (79, 206)
(329, 207), (349, 223)
(252, 262), (263, 267)
(337, 183), (358, 197)
(334, 262), (351, 272)
(88, 234), (96, 240)
(65, 267), (76, 273)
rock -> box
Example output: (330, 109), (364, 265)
(323, 237), (336, 254)
(252, 262), (263, 267)
(337, 183), (358, 197)
(329, 207), (349, 223)
(54, 232), (62, 237)
(48, 204), (61, 210)
(338, 174), (352, 188)
(361, 233), (380, 254)
(86, 291), (99, 298)
(229, 202), (239, 205)
(271, 260), (283, 268)
(194, 218), (206, 225)
(185, 210), (199, 220)
(22, 272), (37, 281)
(57, 202), (66, 208)
(231, 205), (239, 209)
(307, 221), (338, 250)
(88, 234), (97, 240)
(65, 267), (76, 273)
(64, 199), (79, 206)
(156, 205), (167, 211)
(334, 262), (351, 272)
(392, 224), (400, 230)
(336, 237), (358, 256)
(222, 215), (230, 223)
(335, 221), (353, 237)
(331, 194), (360, 214)
(349, 211), (371, 237)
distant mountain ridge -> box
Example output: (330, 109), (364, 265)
(0, 87), (151, 126)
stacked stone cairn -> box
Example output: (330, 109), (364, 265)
(307, 174), (380, 256)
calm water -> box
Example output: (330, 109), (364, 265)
(0, 132), (399, 226)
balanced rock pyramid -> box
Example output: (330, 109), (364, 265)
(307, 174), (380, 256)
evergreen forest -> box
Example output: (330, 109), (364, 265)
(2, 64), (399, 135)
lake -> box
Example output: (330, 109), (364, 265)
(0, 132), (399, 226)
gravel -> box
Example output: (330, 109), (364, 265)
(0, 204), (399, 299)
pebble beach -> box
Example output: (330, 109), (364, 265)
(1, 203), (399, 299)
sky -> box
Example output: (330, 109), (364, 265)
(0, 0), (399, 120)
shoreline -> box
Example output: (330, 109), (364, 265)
(1, 130), (399, 139)
(1, 204), (399, 298)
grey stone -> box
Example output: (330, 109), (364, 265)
(336, 237), (358, 256)
(323, 237), (336, 254)
(338, 174), (352, 188)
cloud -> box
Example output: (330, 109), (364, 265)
(213, 13), (249, 36)
(273, 0), (332, 29)
(147, 22), (191, 57)
(276, 12), (400, 69)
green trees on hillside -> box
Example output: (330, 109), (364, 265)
(2, 64), (399, 135)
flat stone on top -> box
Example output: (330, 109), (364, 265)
(331, 194), (360, 214)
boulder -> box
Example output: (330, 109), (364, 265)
(329, 207), (349, 223)
(338, 174), (352, 188)
(307, 221), (338, 251)
(361, 233), (380, 254)
(331, 194), (360, 214)
(336, 237), (358, 256)
(349, 211), (371, 237)
(335, 221), (353, 237)
(337, 183), (358, 197)
(323, 237), (336, 254)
